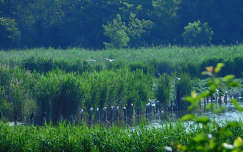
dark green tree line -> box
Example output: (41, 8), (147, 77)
(1, 0), (243, 49)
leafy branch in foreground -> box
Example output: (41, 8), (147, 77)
(174, 63), (242, 152)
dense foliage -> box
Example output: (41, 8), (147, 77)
(0, 121), (243, 152)
(1, 0), (243, 49)
(176, 63), (243, 151)
(0, 45), (243, 78)
(0, 120), (243, 152)
(182, 20), (214, 46)
(0, 62), (243, 151)
(0, 65), (155, 123)
(0, 46), (242, 123)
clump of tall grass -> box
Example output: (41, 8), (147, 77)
(0, 65), (154, 123)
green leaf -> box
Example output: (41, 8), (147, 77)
(209, 85), (216, 93)
(215, 63), (224, 73)
(219, 129), (233, 137)
(209, 140), (216, 149)
(228, 81), (240, 87)
(184, 96), (195, 103)
(231, 99), (243, 112)
(201, 71), (212, 76)
(195, 116), (210, 124)
(181, 114), (195, 121)
(222, 75), (235, 82)
(234, 137), (243, 148)
(198, 91), (210, 99)
(193, 133), (208, 142)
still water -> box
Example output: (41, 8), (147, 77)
(147, 101), (243, 129)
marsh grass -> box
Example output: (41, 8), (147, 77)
(1, 45), (243, 66)
(0, 46), (243, 151)
(2, 45), (243, 79)
(0, 121), (242, 152)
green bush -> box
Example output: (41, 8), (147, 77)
(103, 13), (153, 49)
(103, 14), (130, 49)
(126, 13), (153, 47)
(182, 20), (214, 45)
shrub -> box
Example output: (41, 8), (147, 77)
(103, 13), (153, 49)
(182, 20), (214, 46)
(103, 14), (130, 49)
(126, 13), (153, 47)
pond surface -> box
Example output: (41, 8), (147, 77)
(147, 101), (243, 129)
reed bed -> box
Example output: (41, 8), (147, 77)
(0, 121), (243, 152)
(0, 45), (243, 67)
